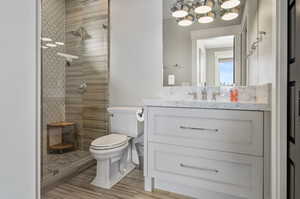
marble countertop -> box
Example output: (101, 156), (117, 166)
(143, 99), (271, 111)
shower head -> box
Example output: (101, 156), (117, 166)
(68, 27), (91, 40)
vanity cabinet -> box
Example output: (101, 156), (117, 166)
(144, 106), (270, 199)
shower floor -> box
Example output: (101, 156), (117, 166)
(43, 150), (94, 187)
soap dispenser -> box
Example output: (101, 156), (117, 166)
(230, 88), (239, 102)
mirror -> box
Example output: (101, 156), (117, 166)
(163, 0), (249, 87)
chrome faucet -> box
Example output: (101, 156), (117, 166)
(201, 88), (207, 100)
(78, 80), (87, 93)
(187, 92), (197, 100)
(212, 91), (220, 101)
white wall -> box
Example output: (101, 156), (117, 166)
(110, 0), (163, 106)
(245, 0), (259, 85)
(163, 19), (192, 86)
(258, 0), (274, 84)
(0, 1), (38, 199)
(245, 0), (274, 85)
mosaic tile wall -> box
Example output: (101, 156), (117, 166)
(41, 0), (66, 178)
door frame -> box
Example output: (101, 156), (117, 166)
(272, 0), (288, 198)
(36, 0), (41, 198)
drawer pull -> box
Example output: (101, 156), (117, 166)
(180, 163), (219, 173)
(180, 126), (219, 132)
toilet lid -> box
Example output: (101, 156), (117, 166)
(90, 134), (128, 150)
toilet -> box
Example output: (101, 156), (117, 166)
(89, 107), (143, 189)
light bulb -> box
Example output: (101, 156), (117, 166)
(172, 10), (189, 18)
(194, 0), (214, 14)
(220, 0), (240, 9)
(171, 1), (190, 18)
(195, 6), (211, 14)
(221, 8), (239, 21)
(178, 19), (193, 26)
(198, 16), (214, 23)
(177, 14), (194, 27)
(197, 12), (215, 24)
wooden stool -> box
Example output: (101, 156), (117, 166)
(47, 122), (77, 154)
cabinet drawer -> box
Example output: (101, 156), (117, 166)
(149, 143), (263, 199)
(148, 107), (264, 156)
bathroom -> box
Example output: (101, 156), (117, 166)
(0, 0), (285, 198)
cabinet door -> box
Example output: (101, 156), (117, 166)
(149, 143), (263, 199)
(148, 107), (264, 156)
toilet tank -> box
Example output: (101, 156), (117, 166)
(107, 107), (143, 138)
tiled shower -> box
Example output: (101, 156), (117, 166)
(41, 0), (109, 187)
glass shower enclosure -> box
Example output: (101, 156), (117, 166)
(41, 0), (109, 188)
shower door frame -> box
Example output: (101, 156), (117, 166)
(36, 0), (42, 198)
(36, 0), (111, 198)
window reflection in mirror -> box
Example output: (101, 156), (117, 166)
(197, 35), (235, 86)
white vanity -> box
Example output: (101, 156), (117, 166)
(145, 0), (272, 196)
(143, 100), (270, 199)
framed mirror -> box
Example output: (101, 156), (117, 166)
(163, 0), (249, 87)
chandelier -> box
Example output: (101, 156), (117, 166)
(170, 0), (241, 27)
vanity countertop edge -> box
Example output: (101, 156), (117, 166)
(143, 99), (271, 111)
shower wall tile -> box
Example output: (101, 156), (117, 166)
(42, 0), (109, 183)
(65, 0), (109, 151)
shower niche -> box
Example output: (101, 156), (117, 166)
(41, 0), (109, 188)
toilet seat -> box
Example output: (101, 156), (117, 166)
(90, 134), (128, 150)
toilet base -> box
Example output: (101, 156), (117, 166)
(91, 162), (135, 189)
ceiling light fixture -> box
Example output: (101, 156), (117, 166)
(197, 12), (215, 23)
(221, 7), (240, 21)
(220, 0), (240, 9)
(170, 0), (241, 27)
(177, 14), (195, 26)
(171, 0), (190, 18)
(194, 0), (214, 14)
(41, 46), (48, 49)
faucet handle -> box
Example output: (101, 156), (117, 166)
(187, 92), (197, 100)
(212, 91), (220, 101)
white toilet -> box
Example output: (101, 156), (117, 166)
(89, 107), (143, 189)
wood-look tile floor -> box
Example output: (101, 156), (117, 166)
(43, 166), (193, 199)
